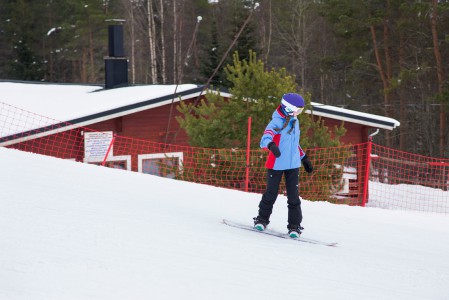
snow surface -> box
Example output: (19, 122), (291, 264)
(1, 147), (449, 300)
(368, 181), (449, 213)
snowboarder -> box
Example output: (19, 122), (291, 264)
(253, 93), (313, 238)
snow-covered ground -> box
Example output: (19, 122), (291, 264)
(1, 147), (449, 300)
(368, 180), (449, 213)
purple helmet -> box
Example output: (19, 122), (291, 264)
(281, 93), (305, 116)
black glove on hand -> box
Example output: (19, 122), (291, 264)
(301, 155), (313, 173)
(268, 142), (281, 158)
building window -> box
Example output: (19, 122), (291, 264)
(138, 152), (183, 179)
(85, 155), (131, 171)
(102, 160), (127, 170)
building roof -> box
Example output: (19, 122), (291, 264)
(308, 103), (400, 130)
(0, 81), (399, 146)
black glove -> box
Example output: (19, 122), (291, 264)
(301, 155), (313, 173)
(268, 142), (281, 158)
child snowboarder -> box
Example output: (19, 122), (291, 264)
(253, 93), (313, 238)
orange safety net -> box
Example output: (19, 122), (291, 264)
(1, 101), (448, 213)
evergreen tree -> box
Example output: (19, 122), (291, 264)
(199, 19), (226, 86)
(228, 0), (260, 62)
(4, 0), (47, 80)
(60, 0), (113, 83)
(177, 50), (345, 149)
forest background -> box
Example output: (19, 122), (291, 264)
(0, 0), (448, 158)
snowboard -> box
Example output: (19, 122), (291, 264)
(223, 219), (338, 247)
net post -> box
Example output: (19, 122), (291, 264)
(245, 117), (252, 192)
(102, 134), (116, 166)
(361, 137), (373, 207)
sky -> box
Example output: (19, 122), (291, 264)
(1, 146), (449, 300)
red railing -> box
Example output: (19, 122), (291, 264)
(1, 101), (448, 213)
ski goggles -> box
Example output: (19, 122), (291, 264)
(281, 99), (305, 115)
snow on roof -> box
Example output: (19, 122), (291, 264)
(206, 89), (400, 130)
(0, 81), (399, 145)
(0, 81), (203, 145)
(308, 102), (400, 130)
(0, 81), (201, 121)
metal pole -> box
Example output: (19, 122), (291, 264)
(102, 134), (116, 166)
(361, 138), (373, 207)
(245, 117), (252, 192)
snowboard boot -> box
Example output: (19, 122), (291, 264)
(253, 216), (270, 231)
(287, 224), (304, 238)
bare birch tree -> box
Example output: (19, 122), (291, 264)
(147, 0), (158, 83)
(130, 1), (137, 84)
(173, 0), (179, 83)
(158, 0), (167, 83)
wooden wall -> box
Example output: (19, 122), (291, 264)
(88, 101), (193, 146)
(312, 116), (370, 145)
(87, 102), (371, 147)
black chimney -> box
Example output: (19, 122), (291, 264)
(105, 24), (128, 89)
(108, 25), (124, 57)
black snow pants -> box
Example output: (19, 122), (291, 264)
(258, 168), (302, 226)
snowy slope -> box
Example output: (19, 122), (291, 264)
(1, 147), (449, 300)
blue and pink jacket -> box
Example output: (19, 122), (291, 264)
(260, 106), (306, 170)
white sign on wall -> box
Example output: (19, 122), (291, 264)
(84, 131), (114, 162)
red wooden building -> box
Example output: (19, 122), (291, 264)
(0, 81), (399, 176)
